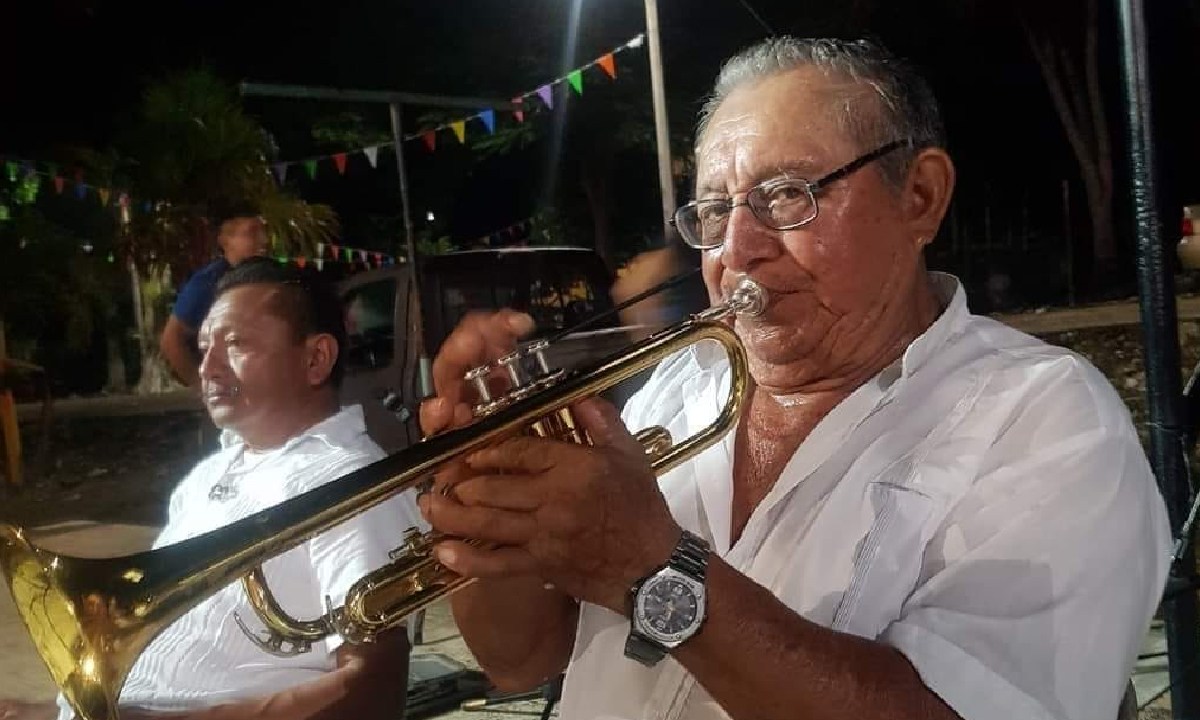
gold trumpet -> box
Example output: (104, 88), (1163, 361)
(0, 277), (766, 720)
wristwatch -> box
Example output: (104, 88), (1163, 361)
(624, 530), (710, 667)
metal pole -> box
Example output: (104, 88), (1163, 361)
(1117, 1), (1200, 718)
(643, 0), (677, 243)
(388, 103), (432, 397)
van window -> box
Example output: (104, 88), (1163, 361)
(344, 278), (396, 371)
(432, 254), (610, 339)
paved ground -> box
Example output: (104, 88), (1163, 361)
(0, 520), (1179, 719)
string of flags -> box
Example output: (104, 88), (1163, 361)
(269, 33), (647, 185)
(276, 240), (401, 272)
(273, 216), (536, 270)
(0, 154), (145, 224)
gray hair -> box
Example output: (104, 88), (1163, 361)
(696, 37), (946, 189)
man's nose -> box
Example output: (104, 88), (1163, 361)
(198, 346), (223, 380)
(719, 203), (780, 273)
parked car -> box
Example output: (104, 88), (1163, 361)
(337, 247), (649, 453)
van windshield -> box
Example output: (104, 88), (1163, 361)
(426, 251), (617, 343)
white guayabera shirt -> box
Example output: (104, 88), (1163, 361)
(55, 405), (426, 719)
(557, 272), (1171, 720)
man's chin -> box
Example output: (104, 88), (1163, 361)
(205, 404), (240, 428)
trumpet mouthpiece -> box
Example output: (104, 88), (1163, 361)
(729, 276), (767, 317)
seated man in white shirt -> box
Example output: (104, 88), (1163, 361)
(3, 257), (423, 720)
(414, 36), (1173, 720)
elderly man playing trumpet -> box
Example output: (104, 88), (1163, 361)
(418, 36), (1171, 720)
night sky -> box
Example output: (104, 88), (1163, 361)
(3, 0), (1198, 274)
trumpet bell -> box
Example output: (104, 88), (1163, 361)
(0, 525), (143, 720)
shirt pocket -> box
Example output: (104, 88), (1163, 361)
(830, 479), (936, 639)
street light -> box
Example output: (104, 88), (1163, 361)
(641, 0), (678, 244)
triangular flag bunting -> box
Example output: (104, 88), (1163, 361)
(512, 97), (525, 123)
(277, 255), (289, 265)
(422, 131), (437, 152)
(344, 248), (354, 261)
(333, 153), (348, 175)
(358, 249), (368, 262)
(98, 188), (110, 206)
(315, 258), (325, 271)
(75, 184), (87, 200)
(53, 176), (64, 194)
(598, 53), (617, 79)
(317, 242), (326, 258)
(296, 257), (307, 269)
(567, 70), (583, 95)
(451, 121), (466, 144)
(479, 109), (496, 134)
(536, 84), (554, 109)
(5, 161), (16, 182)
(364, 146), (379, 168)
(273, 163), (288, 184)
(331, 244), (340, 258)
(374, 252), (383, 265)
(304, 160), (317, 179)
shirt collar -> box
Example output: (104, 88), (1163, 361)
(219, 404), (369, 453)
(893, 271), (968, 382)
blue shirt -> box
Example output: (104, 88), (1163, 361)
(172, 258), (230, 330)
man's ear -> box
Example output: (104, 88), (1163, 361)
(305, 334), (339, 387)
(903, 147), (956, 249)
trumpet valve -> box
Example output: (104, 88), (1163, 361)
(497, 350), (529, 388)
(524, 339), (553, 376)
(389, 528), (429, 561)
(464, 365), (493, 402)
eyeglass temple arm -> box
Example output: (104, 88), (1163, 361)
(807, 139), (913, 194)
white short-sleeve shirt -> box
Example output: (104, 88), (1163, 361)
(557, 273), (1172, 720)
(55, 404), (427, 718)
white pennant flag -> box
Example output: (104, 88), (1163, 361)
(315, 258), (324, 271)
(317, 242), (325, 258)
(363, 146), (379, 168)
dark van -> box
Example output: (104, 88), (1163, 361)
(338, 247), (644, 452)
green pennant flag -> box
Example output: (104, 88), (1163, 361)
(277, 255), (289, 265)
(567, 69), (583, 95)
(305, 160), (318, 180)
(5, 161), (17, 182)
(344, 248), (354, 261)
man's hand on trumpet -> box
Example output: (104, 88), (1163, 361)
(417, 310), (684, 616)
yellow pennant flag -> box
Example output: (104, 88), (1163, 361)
(98, 188), (111, 206)
(451, 121), (466, 144)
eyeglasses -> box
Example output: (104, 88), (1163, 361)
(671, 139), (912, 250)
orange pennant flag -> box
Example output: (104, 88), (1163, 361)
(512, 97), (525, 123)
(296, 257), (307, 269)
(422, 131), (437, 152)
(451, 121), (466, 144)
(333, 153), (348, 174)
(598, 53), (617, 79)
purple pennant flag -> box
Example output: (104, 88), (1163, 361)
(479, 109), (496, 134)
(272, 163), (288, 185)
(536, 84), (554, 110)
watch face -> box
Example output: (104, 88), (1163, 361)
(635, 570), (705, 645)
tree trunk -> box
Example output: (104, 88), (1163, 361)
(130, 259), (180, 395)
(1021, 0), (1115, 286)
(580, 155), (615, 272)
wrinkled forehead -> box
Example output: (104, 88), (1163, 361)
(695, 69), (873, 188)
(200, 285), (288, 337)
